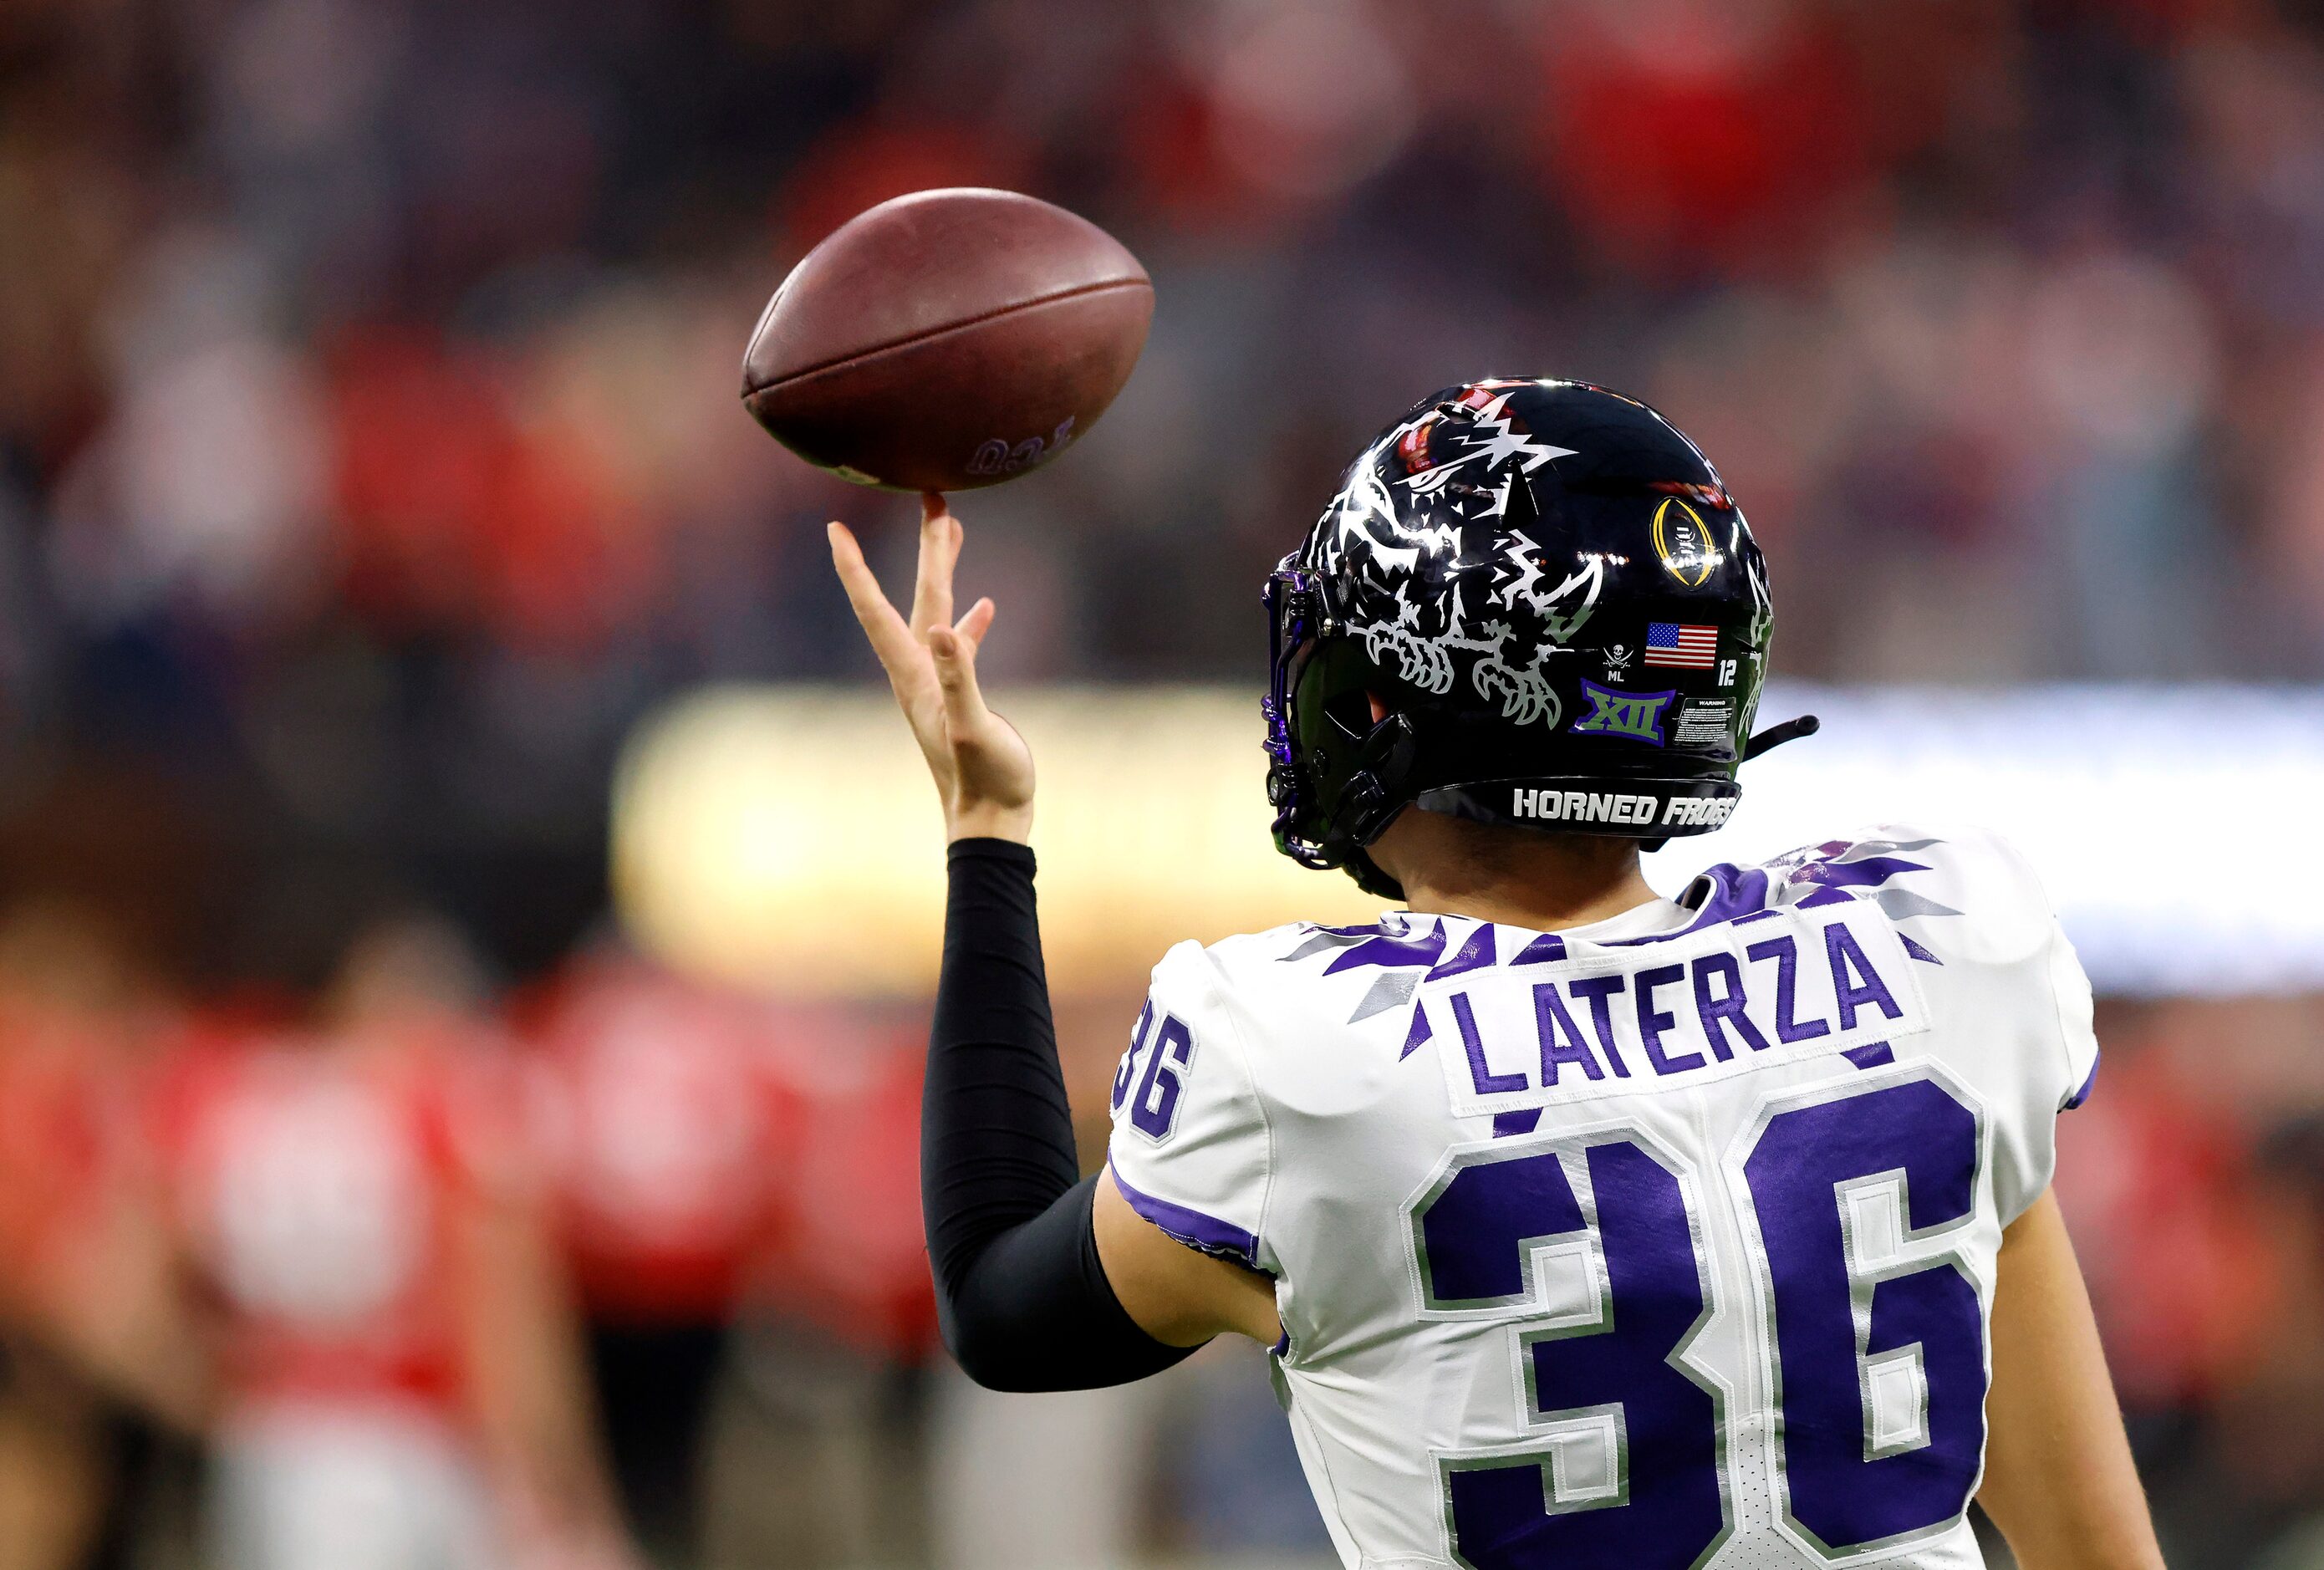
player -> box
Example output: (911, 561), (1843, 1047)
(827, 380), (2163, 1569)
(150, 918), (636, 1570)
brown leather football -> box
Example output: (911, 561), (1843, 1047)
(741, 188), (1153, 492)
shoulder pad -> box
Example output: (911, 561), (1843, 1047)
(1695, 825), (2056, 969)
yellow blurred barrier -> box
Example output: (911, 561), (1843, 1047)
(611, 685), (1382, 997)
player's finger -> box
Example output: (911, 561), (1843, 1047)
(925, 622), (990, 734)
(910, 492), (958, 635)
(827, 522), (924, 681)
(828, 520), (915, 660)
(953, 597), (996, 655)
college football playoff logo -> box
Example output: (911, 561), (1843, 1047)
(1651, 497), (1717, 589)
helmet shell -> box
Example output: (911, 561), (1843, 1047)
(1263, 380), (1775, 895)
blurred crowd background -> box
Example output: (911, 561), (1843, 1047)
(4, 0), (2324, 1565)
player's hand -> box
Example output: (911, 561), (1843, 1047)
(828, 494), (1035, 844)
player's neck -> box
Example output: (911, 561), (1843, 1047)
(1373, 811), (1661, 934)
(1366, 808), (1664, 933)
(1398, 863), (1660, 933)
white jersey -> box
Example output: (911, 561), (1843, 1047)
(1106, 826), (2098, 1570)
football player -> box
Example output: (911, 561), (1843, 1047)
(828, 380), (2163, 1569)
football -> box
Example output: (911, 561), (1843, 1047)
(741, 187), (1153, 492)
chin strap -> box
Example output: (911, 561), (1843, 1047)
(1743, 713), (1820, 762)
(1333, 714), (1419, 849)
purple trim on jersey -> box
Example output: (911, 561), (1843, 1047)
(1511, 931), (1569, 965)
(1281, 930), (1364, 965)
(1280, 920), (1404, 966)
(1272, 1328), (1291, 1358)
(1399, 1002), (1435, 1060)
(1900, 933), (1944, 965)
(1842, 1041), (1896, 1069)
(2063, 1047), (2102, 1111)
(1793, 854), (1933, 891)
(1323, 920), (1448, 975)
(1427, 923), (1497, 981)
(1574, 844), (1955, 960)
(1491, 1108), (1544, 1138)
(1108, 1165), (1261, 1270)
(1684, 864), (1778, 925)
(1606, 864), (1778, 949)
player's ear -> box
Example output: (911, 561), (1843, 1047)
(1368, 691), (1389, 725)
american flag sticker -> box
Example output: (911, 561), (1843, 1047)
(1644, 622), (1718, 669)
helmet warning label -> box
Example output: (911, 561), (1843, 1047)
(1674, 699), (1735, 747)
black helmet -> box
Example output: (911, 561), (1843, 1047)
(1261, 378), (1815, 899)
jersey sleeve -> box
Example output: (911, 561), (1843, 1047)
(1104, 939), (1275, 1276)
(2046, 915), (2101, 1113)
(2004, 841), (2101, 1221)
(1842, 824), (2099, 1221)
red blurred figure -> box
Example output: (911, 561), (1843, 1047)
(523, 958), (791, 1328)
(0, 901), (201, 1570)
(2053, 1028), (2279, 1411)
(1534, 5), (1872, 274)
(147, 918), (635, 1570)
(523, 951), (935, 1355)
(747, 1002), (935, 1358)
(326, 327), (647, 652)
(518, 951), (935, 1564)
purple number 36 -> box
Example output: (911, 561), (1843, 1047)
(1412, 1069), (1987, 1568)
(1114, 1004), (1195, 1141)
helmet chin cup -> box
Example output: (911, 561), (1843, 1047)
(1333, 714), (1419, 850)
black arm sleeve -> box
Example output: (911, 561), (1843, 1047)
(922, 838), (1201, 1392)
